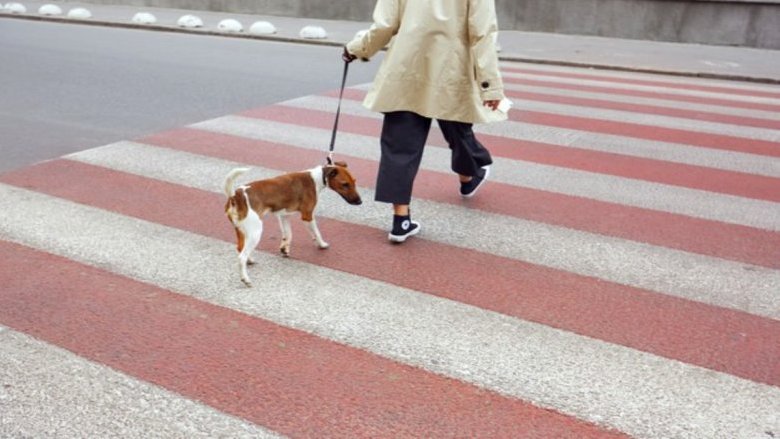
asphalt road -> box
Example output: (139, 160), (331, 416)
(0, 17), (380, 173)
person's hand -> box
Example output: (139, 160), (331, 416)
(342, 47), (357, 63)
(483, 100), (500, 111)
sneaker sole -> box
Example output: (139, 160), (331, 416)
(388, 223), (421, 243)
(461, 165), (491, 199)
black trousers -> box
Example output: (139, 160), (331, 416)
(375, 111), (493, 205)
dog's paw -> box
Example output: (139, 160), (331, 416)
(247, 257), (257, 266)
(241, 278), (253, 287)
(279, 246), (290, 257)
(318, 242), (330, 249)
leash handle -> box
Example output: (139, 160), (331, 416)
(327, 60), (350, 165)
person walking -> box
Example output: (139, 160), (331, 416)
(344, 0), (507, 243)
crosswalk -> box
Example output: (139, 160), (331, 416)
(1, 62), (779, 438)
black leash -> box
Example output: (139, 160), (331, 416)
(327, 60), (350, 165)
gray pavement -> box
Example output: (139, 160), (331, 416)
(3, 0), (780, 83)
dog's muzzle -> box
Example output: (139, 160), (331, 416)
(343, 194), (362, 205)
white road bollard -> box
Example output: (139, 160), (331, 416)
(177, 14), (203, 28)
(131, 12), (156, 25)
(217, 18), (243, 33)
(249, 21), (276, 35)
(299, 25), (327, 39)
(4, 2), (27, 13)
(67, 8), (92, 19)
(38, 4), (62, 15)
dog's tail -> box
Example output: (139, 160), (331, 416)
(223, 167), (250, 197)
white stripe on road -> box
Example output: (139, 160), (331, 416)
(507, 99), (780, 142)
(67, 141), (780, 320)
(1, 184), (778, 439)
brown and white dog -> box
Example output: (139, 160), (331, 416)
(223, 162), (362, 286)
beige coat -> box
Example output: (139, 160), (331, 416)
(346, 0), (506, 124)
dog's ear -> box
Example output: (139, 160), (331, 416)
(334, 161), (348, 168)
(327, 167), (340, 180)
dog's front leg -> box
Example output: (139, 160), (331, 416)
(277, 214), (293, 257)
(305, 217), (329, 249)
(238, 216), (263, 287)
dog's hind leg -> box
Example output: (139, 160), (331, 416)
(305, 217), (329, 249)
(235, 227), (256, 265)
(277, 213), (293, 257)
(238, 215), (263, 287)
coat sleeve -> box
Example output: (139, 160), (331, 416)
(468, 0), (505, 101)
(345, 0), (400, 59)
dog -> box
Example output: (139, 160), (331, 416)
(223, 161), (362, 286)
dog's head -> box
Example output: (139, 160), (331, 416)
(324, 161), (362, 205)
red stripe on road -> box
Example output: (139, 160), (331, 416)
(504, 76), (780, 113)
(249, 103), (780, 203)
(0, 240), (623, 438)
(3, 157), (779, 388)
(502, 66), (780, 100)
(514, 110), (780, 158)
(140, 126), (780, 268)
(506, 89), (780, 130)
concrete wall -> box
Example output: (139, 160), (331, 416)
(497, 0), (780, 49)
(60, 0), (780, 49)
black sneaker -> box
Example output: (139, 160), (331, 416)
(460, 165), (490, 198)
(388, 215), (420, 243)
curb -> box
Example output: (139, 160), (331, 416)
(4, 13), (780, 85)
(2, 13), (344, 47)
